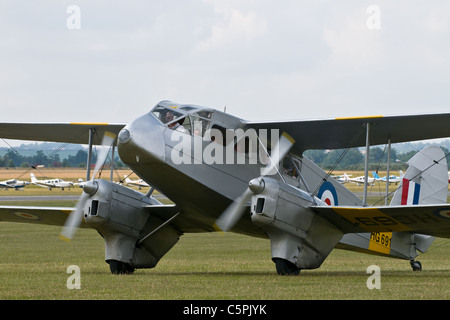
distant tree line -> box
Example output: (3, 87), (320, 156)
(0, 149), (126, 168)
(0, 145), (448, 170)
(304, 146), (450, 171)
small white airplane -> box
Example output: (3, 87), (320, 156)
(30, 173), (74, 190)
(0, 178), (29, 190)
(345, 173), (375, 185)
(74, 178), (87, 188)
(372, 171), (404, 184)
(332, 173), (351, 184)
(124, 176), (150, 189)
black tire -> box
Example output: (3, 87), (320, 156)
(273, 258), (300, 276)
(108, 260), (135, 274)
(410, 260), (422, 271)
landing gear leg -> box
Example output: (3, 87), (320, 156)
(410, 260), (422, 271)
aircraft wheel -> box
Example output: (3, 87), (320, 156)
(410, 260), (422, 271)
(108, 260), (135, 274)
(273, 258), (300, 276)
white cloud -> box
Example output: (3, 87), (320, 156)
(0, 1), (449, 125)
(196, 3), (267, 52)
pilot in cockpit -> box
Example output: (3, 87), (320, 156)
(164, 110), (189, 134)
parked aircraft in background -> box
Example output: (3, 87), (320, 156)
(74, 178), (87, 188)
(30, 173), (74, 190)
(372, 171), (404, 184)
(0, 178), (29, 190)
(124, 176), (150, 189)
(345, 173), (375, 185)
(331, 174), (351, 184)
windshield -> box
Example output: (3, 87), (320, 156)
(151, 105), (184, 125)
(150, 103), (215, 137)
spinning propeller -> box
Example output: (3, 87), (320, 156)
(59, 131), (116, 241)
(215, 132), (295, 232)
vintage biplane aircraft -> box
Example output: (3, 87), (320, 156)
(0, 100), (449, 275)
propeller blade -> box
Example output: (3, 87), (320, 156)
(92, 131), (116, 179)
(215, 132), (295, 232)
(215, 188), (253, 232)
(59, 192), (89, 242)
(260, 132), (295, 177)
(59, 131), (116, 241)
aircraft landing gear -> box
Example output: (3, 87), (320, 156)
(410, 260), (422, 271)
(273, 258), (300, 276)
(108, 260), (135, 274)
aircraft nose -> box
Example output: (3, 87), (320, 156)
(117, 113), (165, 166)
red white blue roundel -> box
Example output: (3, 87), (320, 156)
(318, 181), (338, 206)
(434, 208), (450, 219)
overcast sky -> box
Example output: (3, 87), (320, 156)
(1, 1), (449, 128)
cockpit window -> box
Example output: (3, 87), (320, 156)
(151, 105), (190, 134)
(152, 105), (184, 124)
(150, 104), (215, 136)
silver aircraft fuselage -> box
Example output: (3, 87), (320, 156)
(117, 102), (266, 237)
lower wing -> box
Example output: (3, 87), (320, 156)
(313, 204), (450, 238)
(0, 206), (75, 227)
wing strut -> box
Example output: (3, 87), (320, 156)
(385, 138), (391, 205)
(85, 128), (116, 182)
(363, 123), (370, 206)
(86, 128), (94, 181)
(137, 211), (181, 246)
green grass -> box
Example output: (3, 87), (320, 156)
(0, 183), (449, 300)
(0, 221), (449, 300)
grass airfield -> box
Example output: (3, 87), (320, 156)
(0, 168), (449, 300)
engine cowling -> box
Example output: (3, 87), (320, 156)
(83, 179), (181, 271)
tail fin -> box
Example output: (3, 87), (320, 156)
(372, 171), (380, 179)
(343, 173), (350, 183)
(391, 145), (448, 206)
(389, 146), (447, 258)
(30, 173), (37, 183)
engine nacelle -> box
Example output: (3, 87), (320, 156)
(250, 177), (343, 271)
(82, 179), (181, 270)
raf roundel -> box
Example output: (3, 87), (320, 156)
(317, 181), (338, 206)
(434, 208), (450, 219)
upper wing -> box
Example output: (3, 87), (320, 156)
(313, 204), (450, 238)
(0, 122), (125, 145)
(244, 113), (450, 156)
